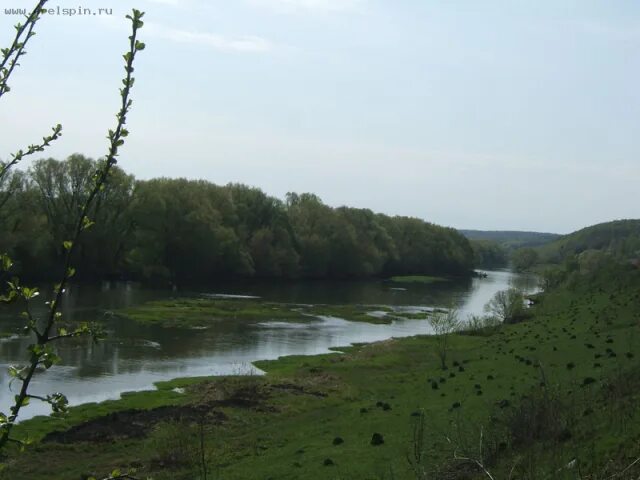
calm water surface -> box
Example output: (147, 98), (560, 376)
(0, 270), (537, 419)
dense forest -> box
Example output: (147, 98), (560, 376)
(0, 155), (475, 283)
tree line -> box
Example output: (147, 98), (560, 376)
(506, 219), (640, 273)
(0, 154), (475, 284)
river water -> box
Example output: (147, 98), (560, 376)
(0, 270), (537, 420)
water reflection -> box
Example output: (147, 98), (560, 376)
(0, 270), (535, 419)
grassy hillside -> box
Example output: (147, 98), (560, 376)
(537, 219), (640, 264)
(3, 262), (640, 479)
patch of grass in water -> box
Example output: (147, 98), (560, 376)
(119, 298), (304, 328)
(118, 298), (402, 327)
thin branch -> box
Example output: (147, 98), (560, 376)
(452, 451), (495, 480)
(508, 457), (521, 480)
(0, 124), (63, 185)
(47, 332), (85, 342)
(25, 394), (47, 402)
(0, 0), (49, 98)
(447, 430), (496, 480)
(606, 456), (640, 479)
(41, 16), (143, 339)
(21, 293), (44, 342)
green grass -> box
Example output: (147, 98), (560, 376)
(389, 275), (448, 284)
(4, 266), (640, 479)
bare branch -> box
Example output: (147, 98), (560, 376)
(447, 428), (496, 480)
(605, 456), (640, 479)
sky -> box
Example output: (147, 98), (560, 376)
(0, 0), (638, 234)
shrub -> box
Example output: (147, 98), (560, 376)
(460, 314), (502, 336)
(484, 288), (530, 324)
(370, 433), (385, 446)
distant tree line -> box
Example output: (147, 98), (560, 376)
(460, 229), (560, 249)
(0, 155), (475, 284)
(469, 240), (509, 269)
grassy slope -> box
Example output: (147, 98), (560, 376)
(3, 266), (640, 479)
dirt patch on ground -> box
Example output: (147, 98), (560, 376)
(43, 377), (331, 445)
(188, 379), (275, 410)
(270, 383), (328, 397)
(43, 404), (226, 444)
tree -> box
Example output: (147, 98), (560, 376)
(0, 2), (146, 460)
(539, 265), (567, 291)
(511, 247), (539, 272)
(484, 288), (526, 324)
(0, 170), (50, 276)
(428, 308), (460, 370)
(337, 207), (396, 276)
(577, 249), (609, 275)
(286, 193), (336, 277)
(127, 179), (254, 283)
(29, 155), (137, 278)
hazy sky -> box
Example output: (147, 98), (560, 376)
(1, 0), (638, 233)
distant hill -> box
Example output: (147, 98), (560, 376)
(537, 219), (640, 263)
(459, 230), (560, 250)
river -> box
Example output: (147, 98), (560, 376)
(0, 269), (537, 420)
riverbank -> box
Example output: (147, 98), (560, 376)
(0, 270), (522, 420)
(3, 264), (639, 479)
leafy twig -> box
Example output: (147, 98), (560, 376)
(0, 9), (146, 451)
(0, 124), (63, 184)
